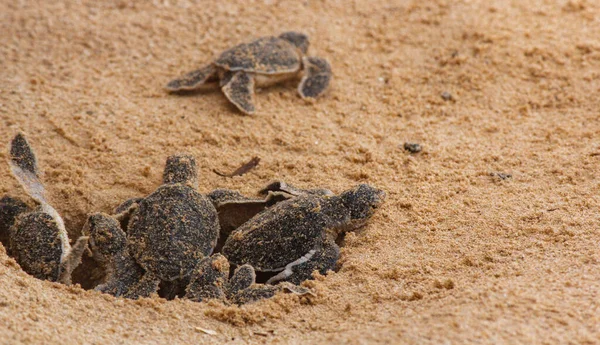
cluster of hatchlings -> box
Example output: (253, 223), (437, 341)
(0, 134), (385, 305)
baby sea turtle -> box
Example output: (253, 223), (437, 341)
(127, 154), (220, 282)
(222, 183), (386, 285)
(84, 213), (158, 299)
(165, 31), (332, 114)
(87, 154), (220, 298)
(6, 134), (88, 283)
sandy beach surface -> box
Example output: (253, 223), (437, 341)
(1, 0), (599, 344)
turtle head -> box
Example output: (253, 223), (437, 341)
(279, 32), (309, 55)
(83, 213), (126, 261)
(163, 154), (198, 189)
(340, 184), (386, 222)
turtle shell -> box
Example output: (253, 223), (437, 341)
(127, 184), (219, 281)
(214, 36), (301, 75)
(10, 211), (63, 281)
(221, 194), (349, 272)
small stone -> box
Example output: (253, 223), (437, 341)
(490, 172), (512, 180)
(403, 142), (422, 154)
(441, 91), (453, 101)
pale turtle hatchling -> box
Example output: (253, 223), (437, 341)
(5, 134), (88, 283)
(221, 183), (386, 285)
(165, 31), (332, 114)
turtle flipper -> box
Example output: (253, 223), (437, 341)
(230, 284), (278, 305)
(298, 57), (332, 99)
(185, 254), (230, 302)
(221, 71), (256, 115)
(266, 237), (339, 285)
(259, 181), (306, 197)
(259, 180), (334, 198)
(165, 64), (218, 92)
(58, 236), (89, 284)
(123, 272), (160, 299)
(9, 133), (46, 205)
(225, 264), (256, 299)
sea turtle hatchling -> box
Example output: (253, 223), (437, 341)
(5, 134), (88, 283)
(126, 154), (220, 283)
(165, 31), (332, 114)
(83, 213), (157, 299)
(222, 183), (386, 285)
(86, 153), (221, 298)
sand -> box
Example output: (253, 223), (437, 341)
(1, 0), (599, 343)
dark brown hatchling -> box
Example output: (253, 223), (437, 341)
(165, 31), (332, 114)
(5, 134), (88, 283)
(222, 183), (386, 285)
(126, 154), (220, 283)
(83, 213), (157, 299)
(87, 154), (221, 299)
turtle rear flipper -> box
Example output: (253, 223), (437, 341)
(221, 71), (256, 115)
(165, 64), (219, 92)
(298, 57), (332, 99)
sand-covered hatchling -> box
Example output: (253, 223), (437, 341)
(222, 182), (386, 285)
(165, 31), (332, 114)
(4, 134), (88, 283)
(93, 154), (220, 296)
(83, 213), (157, 299)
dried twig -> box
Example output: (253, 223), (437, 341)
(213, 156), (260, 177)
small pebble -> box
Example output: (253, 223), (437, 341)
(403, 142), (422, 154)
(490, 172), (512, 180)
(441, 91), (453, 101)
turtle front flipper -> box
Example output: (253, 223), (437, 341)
(230, 284), (278, 305)
(266, 237), (339, 285)
(298, 56), (332, 99)
(123, 272), (160, 300)
(259, 180), (334, 198)
(185, 254), (230, 302)
(58, 235), (89, 284)
(165, 64), (219, 92)
(225, 264), (279, 305)
(225, 264), (256, 299)
(221, 71), (256, 115)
